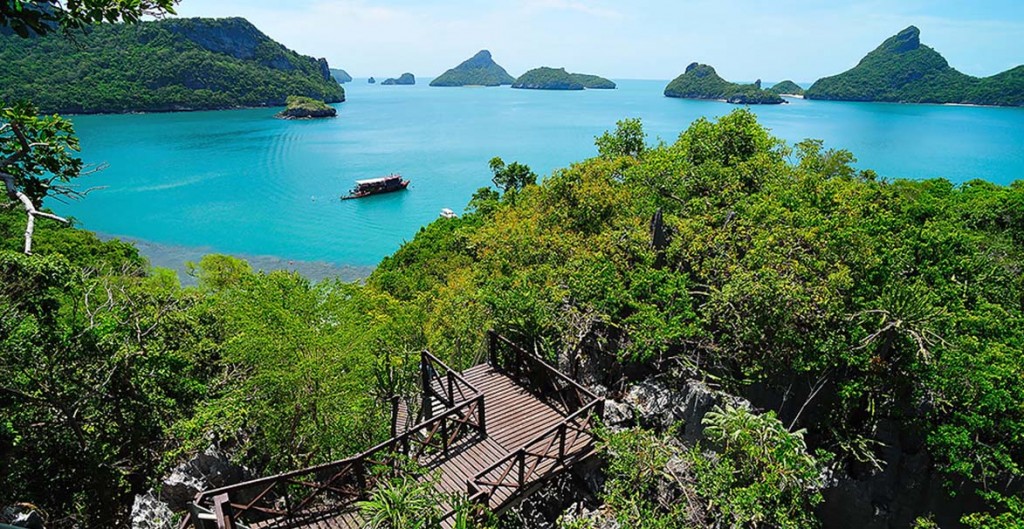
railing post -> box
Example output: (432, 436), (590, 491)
(517, 450), (525, 487)
(390, 395), (399, 438)
(356, 458), (367, 491)
(442, 416), (449, 455)
(212, 493), (235, 529)
(487, 330), (497, 367)
(559, 423), (566, 462)
(421, 351), (433, 419)
(478, 396), (487, 434)
(447, 372), (454, 404)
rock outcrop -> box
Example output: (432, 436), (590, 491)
(131, 492), (175, 529)
(159, 445), (251, 512)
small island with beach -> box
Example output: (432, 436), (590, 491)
(275, 95), (337, 119)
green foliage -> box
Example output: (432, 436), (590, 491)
(0, 17), (345, 114)
(698, 405), (828, 528)
(0, 101), (82, 206)
(665, 63), (784, 104)
(0, 0), (176, 37)
(768, 80), (805, 96)
(488, 156), (537, 198)
(806, 26), (1024, 106)
(358, 474), (444, 529)
(429, 50), (515, 87)
(962, 492), (1024, 529)
(595, 118), (646, 159)
(598, 409), (827, 529)
(511, 67), (616, 90)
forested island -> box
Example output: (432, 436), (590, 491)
(381, 73), (416, 85)
(430, 49), (516, 87)
(512, 67), (616, 90)
(0, 17), (344, 114)
(768, 80), (805, 96)
(664, 63), (784, 104)
(330, 68), (353, 83)
(806, 26), (1024, 106)
(275, 95), (337, 119)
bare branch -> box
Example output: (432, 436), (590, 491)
(1, 171), (70, 254)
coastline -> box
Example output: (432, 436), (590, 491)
(99, 234), (374, 286)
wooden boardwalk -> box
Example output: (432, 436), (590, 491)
(182, 333), (603, 529)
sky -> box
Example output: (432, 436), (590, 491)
(173, 0), (1024, 82)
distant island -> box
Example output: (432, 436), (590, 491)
(806, 26), (1024, 106)
(664, 63), (784, 104)
(430, 50), (515, 87)
(382, 73), (416, 85)
(0, 17), (344, 114)
(768, 80), (805, 97)
(368, 77), (376, 84)
(275, 95), (337, 119)
(512, 67), (616, 90)
(330, 68), (352, 84)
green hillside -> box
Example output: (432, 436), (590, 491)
(768, 80), (805, 96)
(0, 17), (345, 113)
(806, 26), (1024, 106)
(512, 67), (616, 90)
(429, 49), (515, 87)
(664, 63), (784, 104)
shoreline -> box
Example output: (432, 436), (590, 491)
(99, 234), (374, 286)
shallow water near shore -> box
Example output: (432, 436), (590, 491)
(59, 79), (1024, 272)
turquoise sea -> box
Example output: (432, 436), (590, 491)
(59, 79), (1024, 275)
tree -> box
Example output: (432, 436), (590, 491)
(1, 0), (178, 254)
(0, 103), (81, 254)
(488, 156), (537, 197)
(595, 117), (646, 159)
(0, 0), (177, 37)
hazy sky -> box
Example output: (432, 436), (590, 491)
(174, 0), (1024, 81)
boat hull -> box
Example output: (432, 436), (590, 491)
(341, 180), (410, 200)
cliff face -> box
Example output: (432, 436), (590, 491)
(0, 17), (345, 113)
(806, 26), (1024, 106)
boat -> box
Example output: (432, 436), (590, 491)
(341, 174), (409, 200)
(440, 208), (457, 219)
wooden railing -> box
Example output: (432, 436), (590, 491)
(421, 349), (480, 419)
(468, 399), (603, 513)
(190, 354), (485, 529)
(488, 331), (599, 416)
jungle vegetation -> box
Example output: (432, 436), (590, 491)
(0, 17), (345, 114)
(3, 106), (1023, 527)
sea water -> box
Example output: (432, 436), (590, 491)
(59, 79), (1024, 272)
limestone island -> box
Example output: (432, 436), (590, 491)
(330, 68), (352, 83)
(382, 73), (416, 85)
(368, 77), (376, 84)
(806, 26), (1024, 106)
(512, 67), (616, 90)
(430, 50), (515, 87)
(665, 63), (784, 104)
(275, 96), (337, 119)
(768, 80), (805, 97)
